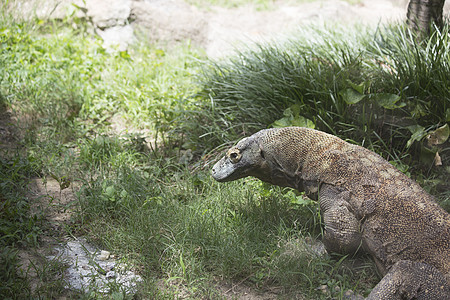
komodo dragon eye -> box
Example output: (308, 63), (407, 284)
(227, 148), (241, 163)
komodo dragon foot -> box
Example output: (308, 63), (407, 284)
(367, 260), (449, 299)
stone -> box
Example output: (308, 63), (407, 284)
(86, 0), (131, 29)
(106, 271), (116, 279)
(130, 0), (207, 46)
(97, 25), (135, 52)
(47, 238), (142, 295)
(97, 250), (111, 261)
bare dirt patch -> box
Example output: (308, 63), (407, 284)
(0, 105), (21, 154)
(203, 0), (407, 57)
(16, 178), (77, 296)
(28, 178), (77, 230)
(216, 280), (287, 300)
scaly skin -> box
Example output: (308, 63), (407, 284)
(212, 127), (450, 299)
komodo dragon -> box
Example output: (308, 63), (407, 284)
(211, 126), (450, 299)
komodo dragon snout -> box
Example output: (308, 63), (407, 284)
(212, 127), (450, 299)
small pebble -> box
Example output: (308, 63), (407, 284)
(344, 289), (365, 300)
(344, 290), (354, 296)
(98, 250), (110, 261)
(106, 270), (116, 279)
(106, 262), (116, 271)
(317, 284), (329, 294)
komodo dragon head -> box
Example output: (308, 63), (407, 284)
(211, 130), (272, 183)
(211, 128), (315, 188)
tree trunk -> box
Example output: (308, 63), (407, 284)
(407, 0), (445, 34)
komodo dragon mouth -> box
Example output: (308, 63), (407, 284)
(212, 126), (450, 299)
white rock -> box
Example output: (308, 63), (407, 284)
(48, 238), (142, 295)
(97, 250), (111, 261)
(86, 0), (131, 29)
(97, 25), (135, 52)
(106, 271), (116, 279)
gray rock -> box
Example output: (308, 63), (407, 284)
(86, 0), (131, 29)
(97, 24), (135, 52)
(47, 238), (142, 295)
(5, 0), (86, 21)
(106, 270), (116, 279)
(130, 0), (207, 46)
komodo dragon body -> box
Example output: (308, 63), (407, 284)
(211, 127), (450, 299)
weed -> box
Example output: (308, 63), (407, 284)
(0, 155), (45, 299)
(0, 247), (30, 298)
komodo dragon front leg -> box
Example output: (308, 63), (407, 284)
(318, 184), (362, 255)
(319, 184), (449, 299)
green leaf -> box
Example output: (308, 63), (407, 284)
(272, 105), (315, 128)
(346, 79), (368, 94)
(411, 103), (429, 118)
(427, 124), (449, 146)
(370, 93), (404, 109)
(283, 191), (315, 207)
(290, 115), (315, 128)
(120, 189), (128, 198)
(272, 117), (292, 128)
(119, 50), (131, 60)
(340, 88), (365, 105)
(155, 49), (165, 57)
(105, 186), (115, 197)
(282, 107), (294, 117)
(389, 160), (410, 177)
(272, 115), (315, 129)
(406, 125), (426, 148)
(290, 103), (301, 116)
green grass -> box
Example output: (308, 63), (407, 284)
(1, 5), (449, 299)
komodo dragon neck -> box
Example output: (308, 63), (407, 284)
(254, 127), (353, 193)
